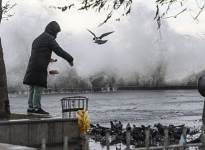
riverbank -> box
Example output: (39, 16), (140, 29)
(8, 85), (198, 94)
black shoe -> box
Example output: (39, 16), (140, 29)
(27, 109), (34, 114)
(33, 108), (49, 115)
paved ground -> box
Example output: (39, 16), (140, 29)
(0, 143), (36, 150)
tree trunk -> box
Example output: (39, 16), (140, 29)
(0, 0), (1, 23)
(0, 0), (11, 118)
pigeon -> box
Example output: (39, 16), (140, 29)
(87, 29), (114, 45)
(126, 123), (132, 131)
(116, 121), (123, 130)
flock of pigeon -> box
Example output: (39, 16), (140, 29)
(73, 120), (202, 150)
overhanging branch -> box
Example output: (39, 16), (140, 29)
(2, 1), (16, 20)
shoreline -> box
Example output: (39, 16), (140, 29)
(116, 85), (197, 90)
(41, 85), (199, 94)
(7, 85), (199, 96)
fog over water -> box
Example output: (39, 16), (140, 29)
(1, 1), (205, 93)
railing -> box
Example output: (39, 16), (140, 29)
(86, 126), (205, 150)
(95, 126), (204, 150)
(39, 125), (205, 150)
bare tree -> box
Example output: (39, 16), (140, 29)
(51, 0), (132, 26)
(155, 0), (205, 29)
(53, 0), (205, 28)
(0, 0), (9, 118)
(0, 0), (16, 118)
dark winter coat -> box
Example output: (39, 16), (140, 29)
(23, 21), (74, 88)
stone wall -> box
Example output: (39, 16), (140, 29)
(0, 118), (79, 146)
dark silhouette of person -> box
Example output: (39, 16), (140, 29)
(23, 21), (74, 115)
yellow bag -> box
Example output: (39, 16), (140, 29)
(76, 110), (91, 136)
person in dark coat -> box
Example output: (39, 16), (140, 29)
(23, 21), (74, 115)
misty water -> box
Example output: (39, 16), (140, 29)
(2, 1), (205, 94)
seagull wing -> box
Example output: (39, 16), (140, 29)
(99, 31), (114, 39)
(87, 29), (96, 37)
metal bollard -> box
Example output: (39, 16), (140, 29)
(106, 130), (110, 150)
(63, 136), (68, 150)
(126, 130), (131, 150)
(182, 127), (187, 142)
(203, 98), (205, 125)
(179, 127), (187, 150)
(183, 127), (187, 150)
(85, 134), (89, 150)
(41, 138), (46, 150)
(164, 128), (169, 150)
(145, 129), (150, 148)
(201, 125), (205, 150)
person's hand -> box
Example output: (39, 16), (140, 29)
(69, 61), (74, 67)
(50, 58), (57, 63)
(49, 70), (59, 76)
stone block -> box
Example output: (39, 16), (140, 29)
(0, 125), (10, 143)
(0, 143), (37, 150)
(47, 122), (55, 144)
(0, 118), (79, 146)
(63, 119), (79, 142)
(29, 123), (48, 146)
(10, 124), (29, 145)
(54, 122), (63, 144)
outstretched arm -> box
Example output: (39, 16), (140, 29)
(48, 39), (74, 65)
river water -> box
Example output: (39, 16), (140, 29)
(9, 89), (203, 127)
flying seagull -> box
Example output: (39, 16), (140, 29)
(87, 29), (114, 45)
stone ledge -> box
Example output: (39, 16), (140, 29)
(0, 117), (77, 124)
(0, 143), (36, 150)
(0, 117), (79, 147)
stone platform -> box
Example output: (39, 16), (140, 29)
(0, 143), (36, 149)
(0, 117), (79, 147)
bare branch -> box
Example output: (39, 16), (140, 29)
(49, 0), (204, 29)
(164, 8), (187, 19)
(0, 0), (2, 23)
(2, 1), (16, 20)
(51, 0), (132, 26)
(154, 0), (205, 29)
(194, 3), (205, 20)
(196, 0), (202, 9)
(79, 0), (132, 25)
(98, 10), (113, 26)
(196, 33), (204, 40)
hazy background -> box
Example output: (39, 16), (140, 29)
(1, 0), (205, 93)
